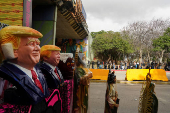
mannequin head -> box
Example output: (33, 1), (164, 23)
(40, 45), (61, 66)
(0, 26), (43, 70)
(107, 71), (116, 84)
(76, 53), (86, 68)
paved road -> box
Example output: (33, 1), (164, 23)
(89, 82), (170, 113)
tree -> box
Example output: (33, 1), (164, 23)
(91, 30), (106, 38)
(91, 31), (133, 63)
(145, 18), (170, 63)
(122, 21), (148, 66)
(122, 18), (170, 65)
(153, 27), (170, 63)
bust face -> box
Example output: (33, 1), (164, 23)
(46, 51), (60, 66)
(16, 37), (40, 68)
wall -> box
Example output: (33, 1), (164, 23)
(32, 5), (55, 46)
(0, 0), (23, 26)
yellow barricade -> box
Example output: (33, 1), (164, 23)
(126, 69), (168, 81)
(87, 69), (109, 80)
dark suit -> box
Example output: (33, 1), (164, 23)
(39, 62), (64, 89)
(0, 61), (49, 105)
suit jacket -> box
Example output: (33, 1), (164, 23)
(39, 62), (64, 89)
(0, 61), (50, 105)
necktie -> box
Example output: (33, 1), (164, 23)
(54, 68), (61, 82)
(31, 70), (44, 93)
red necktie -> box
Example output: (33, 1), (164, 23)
(31, 70), (44, 93)
(54, 68), (61, 82)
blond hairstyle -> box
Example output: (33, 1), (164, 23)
(40, 45), (61, 61)
(0, 26), (43, 59)
(0, 30), (20, 50)
(40, 50), (52, 60)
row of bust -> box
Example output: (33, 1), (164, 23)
(0, 26), (91, 113)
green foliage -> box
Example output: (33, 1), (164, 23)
(91, 30), (106, 38)
(91, 31), (134, 61)
(153, 27), (170, 52)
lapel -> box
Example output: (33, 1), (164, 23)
(41, 62), (61, 84)
(35, 65), (49, 96)
(2, 62), (47, 101)
(56, 67), (64, 83)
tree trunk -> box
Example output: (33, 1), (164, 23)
(147, 50), (150, 63)
(159, 50), (165, 63)
(107, 54), (111, 62)
(139, 49), (142, 68)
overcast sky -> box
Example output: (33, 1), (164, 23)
(81, 0), (170, 32)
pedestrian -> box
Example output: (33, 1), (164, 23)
(140, 62), (143, 69)
(157, 62), (161, 69)
(97, 60), (100, 69)
(134, 62), (136, 69)
(120, 61), (123, 70)
(92, 61), (94, 69)
(125, 61), (127, 69)
(105, 62), (108, 69)
(121, 61), (124, 70)
(151, 61), (154, 69)
(108, 61), (112, 69)
(102, 61), (104, 69)
(129, 61), (132, 69)
(110, 61), (112, 69)
(104, 70), (119, 113)
(146, 61), (150, 69)
(137, 62), (139, 69)
(112, 61), (115, 69)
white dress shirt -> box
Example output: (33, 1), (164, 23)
(8, 62), (39, 82)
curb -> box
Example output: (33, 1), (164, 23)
(90, 80), (170, 85)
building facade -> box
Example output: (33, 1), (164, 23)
(0, 0), (91, 58)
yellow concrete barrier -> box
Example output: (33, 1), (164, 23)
(87, 69), (109, 80)
(126, 69), (168, 81)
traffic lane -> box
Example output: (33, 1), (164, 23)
(88, 82), (106, 113)
(89, 83), (170, 113)
(155, 84), (170, 113)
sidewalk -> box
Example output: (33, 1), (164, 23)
(90, 70), (170, 85)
